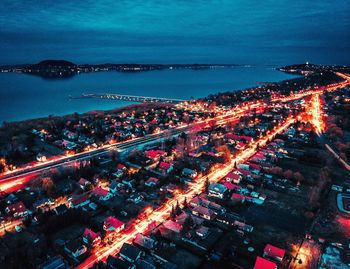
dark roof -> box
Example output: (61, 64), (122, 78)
(54, 204), (68, 215)
(119, 243), (142, 262)
(38, 256), (66, 269)
(106, 256), (133, 269)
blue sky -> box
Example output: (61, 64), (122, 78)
(0, 0), (349, 65)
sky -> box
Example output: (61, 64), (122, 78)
(0, 0), (349, 65)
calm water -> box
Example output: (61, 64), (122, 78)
(0, 66), (296, 123)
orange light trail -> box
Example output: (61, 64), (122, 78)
(309, 94), (324, 136)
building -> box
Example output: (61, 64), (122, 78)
(254, 256), (277, 269)
(162, 220), (183, 233)
(64, 239), (87, 258)
(38, 256), (67, 269)
(190, 195), (225, 214)
(103, 216), (125, 233)
(159, 162), (173, 175)
(119, 243), (143, 263)
(191, 205), (216, 220)
(133, 233), (156, 250)
(208, 183), (228, 199)
(182, 168), (197, 178)
(69, 194), (90, 208)
(263, 244), (285, 262)
(5, 201), (30, 218)
(106, 256), (135, 269)
(93, 187), (113, 201)
(145, 177), (159, 187)
(82, 228), (101, 247)
(53, 204), (69, 215)
(226, 172), (242, 184)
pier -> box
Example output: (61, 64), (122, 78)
(79, 93), (187, 104)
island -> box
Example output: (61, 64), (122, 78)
(0, 59), (242, 79)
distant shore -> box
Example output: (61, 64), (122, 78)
(0, 59), (244, 79)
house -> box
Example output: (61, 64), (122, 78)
(162, 220), (183, 233)
(5, 201), (29, 218)
(103, 216), (125, 233)
(231, 193), (246, 203)
(160, 183), (177, 193)
(83, 228), (101, 247)
(127, 193), (143, 204)
(5, 193), (18, 204)
(226, 172), (242, 184)
(109, 180), (119, 194)
(248, 162), (262, 174)
(254, 256), (277, 269)
(53, 204), (69, 215)
(145, 177), (159, 187)
(119, 243), (143, 263)
(64, 239), (87, 258)
(191, 205), (216, 220)
(133, 233), (156, 250)
(190, 195), (226, 214)
(69, 194), (90, 208)
(106, 255), (135, 269)
(38, 256), (66, 269)
(122, 178), (135, 189)
(263, 244), (285, 262)
(78, 178), (90, 189)
(196, 226), (210, 238)
(145, 150), (166, 161)
(159, 162), (173, 175)
(182, 168), (197, 179)
(93, 187), (113, 201)
(222, 181), (241, 193)
(117, 163), (127, 171)
(208, 183), (228, 199)
(33, 198), (53, 211)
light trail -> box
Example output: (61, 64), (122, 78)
(309, 94), (324, 136)
(76, 115), (298, 269)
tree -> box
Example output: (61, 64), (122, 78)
(170, 205), (176, 220)
(283, 169), (293, 180)
(42, 177), (54, 195)
(183, 197), (188, 209)
(175, 200), (181, 215)
(270, 166), (283, 176)
(293, 172), (304, 185)
(204, 177), (210, 191)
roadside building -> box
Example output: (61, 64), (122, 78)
(103, 216), (125, 233)
(208, 183), (228, 199)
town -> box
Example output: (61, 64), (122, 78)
(0, 63), (350, 269)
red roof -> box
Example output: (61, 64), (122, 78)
(104, 216), (124, 231)
(226, 172), (241, 181)
(146, 177), (159, 183)
(264, 244), (285, 260)
(225, 134), (253, 143)
(93, 187), (109, 197)
(248, 163), (261, 171)
(163, 220), (182, 233)
(222, 181), (239, 191)
(254, 256), (277, 269)
(231, 193), (245, 201)
(7, 201), (27, 215)
(159, 162), (171, 170)
(83, 228), (100, 240)
(237, 168), (252, 176)
(71, 194), (90, 206)
(117, 163), (126, 170)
